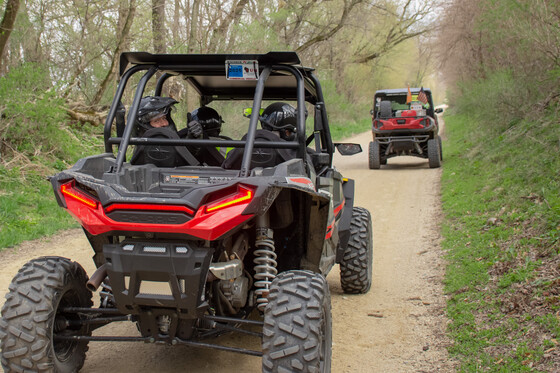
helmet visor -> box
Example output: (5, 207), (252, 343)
(141, 108), (170, 124)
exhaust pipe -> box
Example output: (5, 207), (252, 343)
(86, 263), (108, 291)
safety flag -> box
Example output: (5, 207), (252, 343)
(406, 85), (412, 104)
(417, 86), (428, 105)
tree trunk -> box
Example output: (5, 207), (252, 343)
(0, 0), (20, 72)
(152, 0), (166, 54)
(188, 0), (200, 53)
(210, 0), (249, 52)
(91, 0), (137, 106)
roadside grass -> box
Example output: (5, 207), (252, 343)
(0, 123), (104, 249)
(442, 112), (560, 372)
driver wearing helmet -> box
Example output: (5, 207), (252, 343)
(136, 96), (204, 139)
(131, 96), (201, 167)
(135, 96), (179, 136)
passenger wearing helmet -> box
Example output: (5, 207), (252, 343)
(186, 106), (224, 138)
(223, 102), (298, 170)
(177, 106), (227, 166)
(259, 102), (297, 141)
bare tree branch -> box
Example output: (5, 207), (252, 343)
(296, 0), (363, 53)
(0, 0), (20, 72)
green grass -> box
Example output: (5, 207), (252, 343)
(0, 123), (104, 249)
(0, 167), (79, 247)
(441, 112), (560, 372)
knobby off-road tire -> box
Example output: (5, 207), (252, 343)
(0, 257), (93, 373)
(379, 100), (392, 118)
(340, 207), (373, 294)
(427, 138), (442, 168)
(368, 140), (381, 169)
(262, 270), (332, 373)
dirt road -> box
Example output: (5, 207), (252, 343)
(0, 131), (455, 372)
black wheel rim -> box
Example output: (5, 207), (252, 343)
(53, 289), (83, 362)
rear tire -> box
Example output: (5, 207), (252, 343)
(427, 138), (441, 168)
(262, 270), (332, 373)
(340, 207), (373, 294)
(379, 100), (392, 118)
(0, 257), (93, 373)
(368, 140), (381, 169)
(438, 136), (443, 161)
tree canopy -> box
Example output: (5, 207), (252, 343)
(0, 0), (441, 112)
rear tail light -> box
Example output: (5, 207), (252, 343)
(205, 185), (254, 213)
(60, 181), (98, 209)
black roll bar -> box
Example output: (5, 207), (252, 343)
(107, 62), (308, 175)
(115, 66), (157, 173)
(309, 72), (334, 165)
(103, 65), (150, 151)
(239, 66), (271, 177)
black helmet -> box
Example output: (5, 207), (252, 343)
(137, 96), (178, 131)
(191, 107), (223, 137)
(260, 102), (299, 140)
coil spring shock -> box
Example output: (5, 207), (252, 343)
(253, 219), (278, 311)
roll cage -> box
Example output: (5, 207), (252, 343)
(372, 88), (436, 118)
(103, 52), (335, 177)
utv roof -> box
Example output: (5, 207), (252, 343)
(119, 51), (319, 103)
(375, 88), (432, 96)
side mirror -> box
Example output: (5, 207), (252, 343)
(335, 143), (362, 156)
(435, 108), (444, 114)
(370, 109), (374, 115)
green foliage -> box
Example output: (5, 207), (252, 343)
(0, 63), (104, 249)
(452, 70), (529, 126)
(317, 74), (372, 139)
(442, 110), (560, 371)
(0, 166), (78, 248)
(0, 63), (66, 158)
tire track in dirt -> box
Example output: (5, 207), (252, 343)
(329, 129), (455, 372)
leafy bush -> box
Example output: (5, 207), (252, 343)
(0, 63), (66, 161)
(0, 63), (105, 249)
(451, 70), (535, 129)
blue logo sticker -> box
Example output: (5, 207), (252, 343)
(228, 65), (243, 78)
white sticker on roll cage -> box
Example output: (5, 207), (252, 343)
(226, 60), (259, 80)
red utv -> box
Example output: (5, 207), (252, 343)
(368, 88), (443, 169)
(0, 52), (373, 373)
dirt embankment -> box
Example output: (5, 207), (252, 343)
(0, 128), (455, 372)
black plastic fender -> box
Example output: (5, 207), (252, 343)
(336, 178), (355, 263)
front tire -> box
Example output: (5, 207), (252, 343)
(368, 140), (381, 169)
(262, 270), (332, 373)
(0, 257), (93, 373)
(340, 207), (373, 294)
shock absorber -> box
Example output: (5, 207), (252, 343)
(253, 213), (278, 311)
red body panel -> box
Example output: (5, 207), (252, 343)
(373, 117), (427, 131)
(63, 197), (254, 241)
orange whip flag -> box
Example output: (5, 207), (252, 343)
(406, 85), (412, 104)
